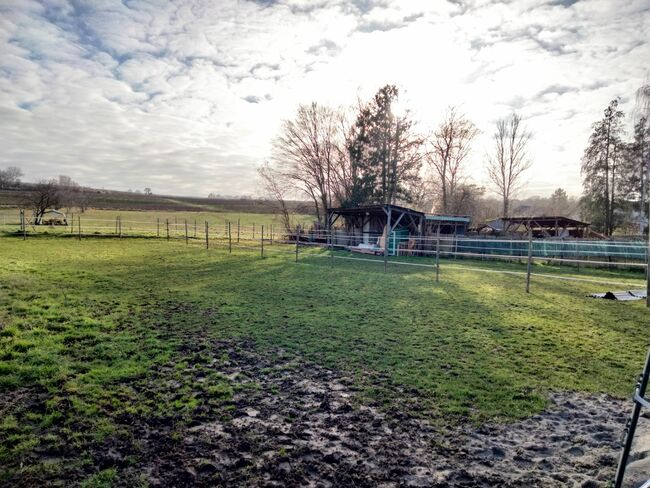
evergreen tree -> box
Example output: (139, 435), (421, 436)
(580, 99), (625, 235)
(345, 85), (423, 206)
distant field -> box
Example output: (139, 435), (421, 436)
(0, 235), (648, 485)
(0, 186), (314, 215)
(0, 207), (316, 237)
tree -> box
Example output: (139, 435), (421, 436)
(581, 99), (625, 235)
(427, 107), (478, 213)
(346, 85), (424, 206)
(548, 188), (569, 215)
(486, 113), (533, 218)
(24, 179), (61, 224)
(272, 102), (343, 225)
(144, 187), (152, 196)
(0, 166), (23, 189)
(258, 162), (293, 232)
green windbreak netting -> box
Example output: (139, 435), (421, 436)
(454, 239), (647, 262)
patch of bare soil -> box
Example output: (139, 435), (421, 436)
(110, 340), (628, 488)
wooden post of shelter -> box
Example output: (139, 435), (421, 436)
(526, 226), (533, 293)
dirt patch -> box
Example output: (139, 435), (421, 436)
(1, 339), (632, 487)
(113, 340), (627, 487)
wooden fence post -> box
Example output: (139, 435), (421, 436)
(115, 216), (119, 235)
(260, 225), (264, 258)
(270, 224), (274, 245)
(194, 219), (197, 238)
(526, 229), (533, 293)
(118, 216), (122, 239)
(157, 218), (160, 237)
(228, 221), (232, 253)
(185, 219), (188, 245)
(21, 209), (26, 240)
(166, 219), (170, 241)
(237, 218), (240, 243)
(205, 221), (209, 249)
(253, 223), (255, 240)
(295, 225), (300, 263)
(78, 215), (81, 240)
(70, 212), (74, 235)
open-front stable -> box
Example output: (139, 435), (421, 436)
(327, 204), (424, 255)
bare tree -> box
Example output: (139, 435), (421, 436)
(0, 166), (24, 189)
(258, 162), (293, 232)
(272, 102), (343, 225)
(427, 107), (478, 214)
(24, 179), (61, 224)
(486, 113), (533, 218)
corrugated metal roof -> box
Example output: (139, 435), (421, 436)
(425, 215), (471, 223)
(590, 290), (647, 301)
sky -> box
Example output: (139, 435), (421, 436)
(0, 0), (649, 199)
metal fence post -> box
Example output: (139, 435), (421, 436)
(436, 226), (440, 283)
(526, 229), (533, 293)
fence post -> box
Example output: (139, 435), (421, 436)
(78, 215), (81, 240)
(436, 226), (440, 283)
(383, 207), (392, 272)
(270, 224), (274, 245)
(157, 218), (160, 238)
(261, 224), (264, 258)
(166, 219), (170, 241)
(228, 221), (232, 253)
(253, 223), (255, 240)
(20, 209), (26, 240)
(194, 219), (197, 238)
(526, 228), (533, 293)
(118, 216), (122, 239)
(205, 221), (209, 249)
(115, 216), (119, 235)
(237, 218), (240, 243)
(329, 222), (334, 267)
(70, 212), (74, 235)
(185, 219), (188, 245)
(295, 225), (300, 263)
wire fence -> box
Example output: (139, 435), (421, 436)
(2, 211), (648, 293)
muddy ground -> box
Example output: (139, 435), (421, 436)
(2, 338), (643, 487)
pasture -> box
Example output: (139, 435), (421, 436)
(0, 233), (648, 486)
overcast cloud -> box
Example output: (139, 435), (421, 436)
(0, 0), (648, 197)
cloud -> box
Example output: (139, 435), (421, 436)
(0, 0), (648, 198)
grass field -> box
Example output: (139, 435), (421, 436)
(0, 234), (648, 485)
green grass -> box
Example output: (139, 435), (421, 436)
(0, 235), (648, 482)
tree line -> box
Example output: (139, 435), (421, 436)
(261, 84), (534, 231)
(263, 83), (650, 236)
